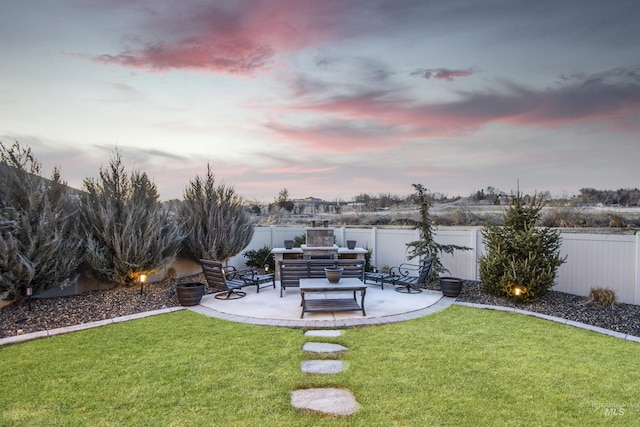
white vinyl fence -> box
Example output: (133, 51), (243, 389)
(228, 226), (640, 305)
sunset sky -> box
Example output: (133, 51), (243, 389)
(1, 0), (639, 202)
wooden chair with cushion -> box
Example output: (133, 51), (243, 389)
(200, 259), (255, 300)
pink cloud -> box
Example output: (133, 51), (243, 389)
(263, 68), (640, 154)
(266, 120), (402, 153)
(262, 165), (337, 174)
(285, 91), (486, 138)
(94, 1), (345, 74)
(96, 41), (274, 75)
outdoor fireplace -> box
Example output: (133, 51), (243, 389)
(271, 222), (367, 280)
(302, 226), (338, 259)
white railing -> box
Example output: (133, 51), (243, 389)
(228, 226), (640, 305)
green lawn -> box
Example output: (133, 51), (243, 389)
(1, 306), (638, 426)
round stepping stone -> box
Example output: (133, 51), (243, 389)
(291, 388), (359, 416)
(304, 330), (342, 337)
(303, 342), (348, 353)
(301, 360), (345, 374)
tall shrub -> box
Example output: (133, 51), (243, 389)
(80, 150), (182, 285)
(479, 193), (566, 302)
(178, 165), (254, 262)
(405, 183), (469, 281)
(0, 142), (82, 300)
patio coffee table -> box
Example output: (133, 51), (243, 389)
(243, 272), (275, 293)
(299, 278), (367, 318)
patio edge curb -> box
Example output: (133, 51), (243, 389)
(186, 295), (457, 329)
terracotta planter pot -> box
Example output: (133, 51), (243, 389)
(284, 240), (294, 249)
(346, 240), (357, 250)
(439, 277), (463, 297)
(176, 282), (205, 306)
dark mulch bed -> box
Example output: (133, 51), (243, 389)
(2, 275), (639, 339)
(0, 274), (223, 339)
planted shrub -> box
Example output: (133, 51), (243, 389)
(363, 247), (374, 272)
(293, 233), (306, 247)
(479, 193), (566, 302)
(0, 215), (34, 300)
(243, 245), (274, 272)
(0, 142), (82, 300)
(178, 165), (254, 262)
(589, 287), (616, 306)
(80, 150), (182, 286)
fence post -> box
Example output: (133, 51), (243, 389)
(371, 227), (378, 268)
(270, 225), (274, 249)
(471, 228), (479, 281)
(635, 231), (640, 305)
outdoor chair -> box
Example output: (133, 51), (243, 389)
(385, 257), (433, 293)
(200, 259), (256, 300)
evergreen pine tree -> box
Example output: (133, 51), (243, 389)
(479, 193), (566, 302)
(405, 183), (469, 281)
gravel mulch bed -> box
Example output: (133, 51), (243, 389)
(2, 275), (639, 339)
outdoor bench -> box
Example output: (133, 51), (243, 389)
(278, 259), (365, 297)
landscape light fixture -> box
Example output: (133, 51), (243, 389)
(139, 274), (147, 295)
(263, 263), (270, 273)
(513, 286), (525, 297)
(25, 284), (33, 311)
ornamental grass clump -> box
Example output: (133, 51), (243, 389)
(479, 193), (566, 302)
(177, 164), (254, 262)
(589, 287), (617, 306)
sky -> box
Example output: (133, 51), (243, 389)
(1, 0), (639, 202)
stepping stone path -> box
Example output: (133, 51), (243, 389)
(304, 330), (342, 337)
(291, 330), (360, 416)
(301, 360), (345, 374)
(302, 342), (348, 353)
(291, 388), (359, 416)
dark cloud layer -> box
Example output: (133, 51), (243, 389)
(410, 68), (474, 81)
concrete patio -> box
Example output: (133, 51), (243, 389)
(192, 281), (456, 328)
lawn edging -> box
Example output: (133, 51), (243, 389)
(455, 301), (640, 343)
(5, 301), (639, 347)
(0, 306), (186, 347)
